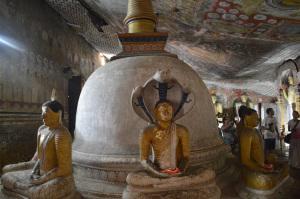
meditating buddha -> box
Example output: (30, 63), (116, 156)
(140, 100), (189, 177)
(131, 70), (193, 177)
(239, 108), (288, 192)
(123, 70), (221, 199)
(1, 100), (76, 199)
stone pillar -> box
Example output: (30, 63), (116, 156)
(277, 89), (286, 131)
(295, 83), (300, 113)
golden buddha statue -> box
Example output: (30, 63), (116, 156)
(211, 93), (223, 118)
(140, 100), (189, 177)
(1, 100), (76, 199)
(239, 108), (288, 192)
(132, 70), (193, 177)
(124, 70), (221, 199)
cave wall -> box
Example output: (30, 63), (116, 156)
(0, 0), (102, 170)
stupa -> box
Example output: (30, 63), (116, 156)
(72, 0), (228, 198)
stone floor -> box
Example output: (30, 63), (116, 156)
(221, 176), (300, 199)
(0, 151), (299, 199)
(0, 178), (299, 199)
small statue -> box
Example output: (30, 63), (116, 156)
(283, 74), (297, 110)
(211, 93), (223, 118)
(132, 69), (193, 177)
(241, 92), (254, 108)
(1, 100), (76, 199)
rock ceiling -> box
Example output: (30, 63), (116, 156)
(46, 0), (300, 96)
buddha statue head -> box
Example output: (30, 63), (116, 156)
(41, 100), (64, 128)
(238, 105), (248, 122)
(244, 109), (259, 128)
(154, 100), (174, 123)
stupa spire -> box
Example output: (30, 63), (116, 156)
(124, 0), (157, 33)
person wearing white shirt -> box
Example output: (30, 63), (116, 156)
(262, 108), (279, 154)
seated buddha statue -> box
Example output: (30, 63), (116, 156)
(124, 70), (221, 199)
(140, 100), (189, 177)
(1, 100), (76, 199)
(239, 108), (288, 192)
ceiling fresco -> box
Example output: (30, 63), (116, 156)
(106, 0), (300, 42)
(46, 0), (300, 96)
(150, 0), (300, 42)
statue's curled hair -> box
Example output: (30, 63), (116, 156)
(42, 100), (64, 119)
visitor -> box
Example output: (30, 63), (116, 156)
(221, 116), (237, 152)
(287, 111), (300, 179)
(262, 108), (279, 155)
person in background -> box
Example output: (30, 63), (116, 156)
(221, 116), (237, 152)
(262, 108), (279, 155)
(287, 111), (300, 179)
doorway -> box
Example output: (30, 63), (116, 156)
(68, 75), (82, 137)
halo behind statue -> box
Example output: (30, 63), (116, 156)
(131, 70), (195, 123)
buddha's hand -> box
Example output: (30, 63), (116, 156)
(262, 163), (274, 172)
(30, 174), (48, 185)
(160, 168), (181, 175)
(141, 160), (169, 178)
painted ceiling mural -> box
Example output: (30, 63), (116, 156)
(46, 0), (300, 96)
(202, 0), (300, 41)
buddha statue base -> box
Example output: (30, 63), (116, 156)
(1, 169), (80, 199)
(237, 164), (289, 199)
(122, 168), (221, 199)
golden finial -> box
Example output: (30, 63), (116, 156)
(124, 0), (157, 33)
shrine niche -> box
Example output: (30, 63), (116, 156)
(276, 59), (300, 128)
(281, 69), (298, 110)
